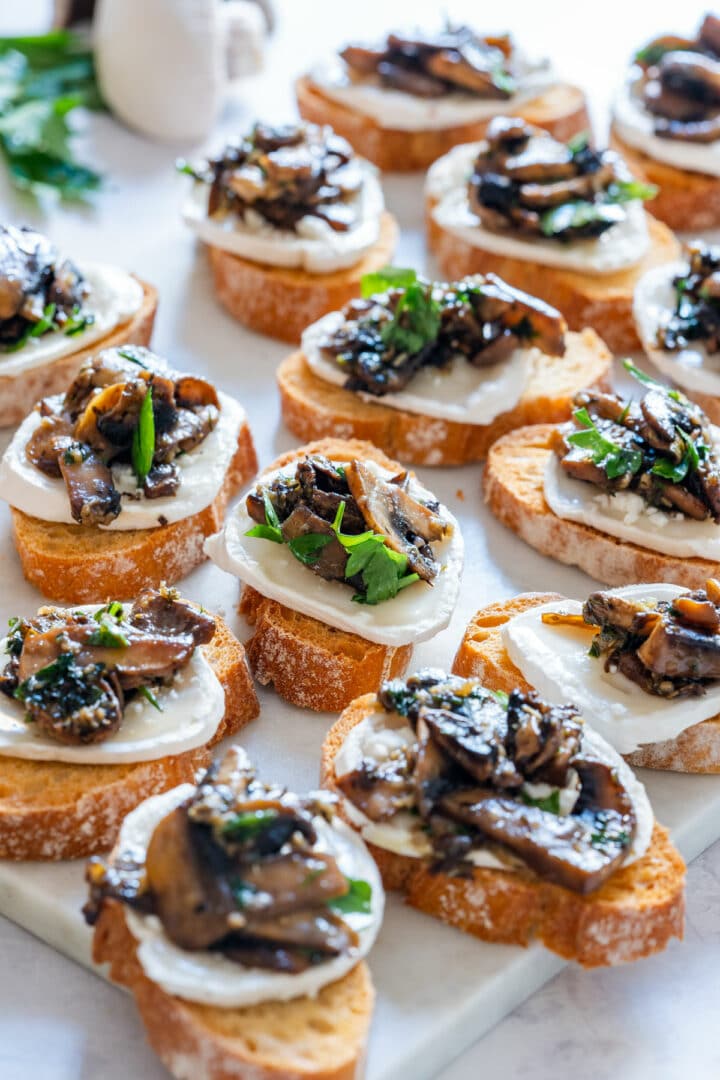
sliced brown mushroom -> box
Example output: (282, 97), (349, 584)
(25, 413), (74, 477)
(345, 460), (448, 582)
(58, 443), (121, 526)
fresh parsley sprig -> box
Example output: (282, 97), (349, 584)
(567, 407), (643, 479)
(88, 600), (128, 648)
(360, 267), (442, 356)
(328, 877), (373, 916)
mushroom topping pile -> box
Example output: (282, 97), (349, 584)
(657, 242), (720, 352)
(0, 224), (93, 351)
(184, 123), (364, 233)
(246, 455), (450, 604)
(544, 579), (720, 700)
(25, 347), (220, 526)
(0, 588), (215, 745)
(552, 363), (720, 521)
(340, 27), (517, 100)
(634, 15), (720, 142)
(468, 118), (656, 241)
(336, 670), (636, 893)
(85, 748), (371, 974)
(319, 268), (566, 396)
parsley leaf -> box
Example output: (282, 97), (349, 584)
(540, 200), (624, 238)
(288, 532), (333, 565)
(330, 502), (420, 605)
(131, 386), (155, 485)
(88, 601), (128, 648)
(379, 280), (441, 355)
(245, 491), (283, 543)
(623, 358), (685, 402)
(328, 877), (372, 916)
(567, 407), (643, 479)
(361, 266), (418, 299)
(222, 809), (279, 840)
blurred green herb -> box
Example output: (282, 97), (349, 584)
(0, 30), (103, 199)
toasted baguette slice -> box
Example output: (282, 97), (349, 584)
(0, 615), (259, 860)
(611, 128), (720, 231)
(483, 422), (719, 589)
(453, 592), (720, 773)
(321, 694), (685, 966)
(93, 899), (373, 1080)
(0, 279), (158, 429)
(10, 420), (258, 604)
(426, 197), (680, 354)
(296, 75), (591, 171)
(235, 436), (428, 711)
(207, 212), (397, 344)
(277, 329), (612, 467)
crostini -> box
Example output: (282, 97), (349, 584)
(321, 669), (685, 966)
(611, 15), (720, 230)
(180, 121), (397, 343)
(0, 346), (257, 603)
(0, 588), (258, 859)
(278, 266), (613, 466)
(634, 240), (720, 423)
(205, 438), (463, 711)
(86, 746), (383, 1080)
(453, 584), (720, 773)
(0, 224), (157, 428)
(484, 363), (720, 588)
(426, 117), (680, 353)
(296, 25), (590, 171)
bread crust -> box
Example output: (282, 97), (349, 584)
(10, 419), (258, 603)
(610, 128), (720, 231)
(0, 615), (259, 860)
(321, 694), (685, 966)
(453, 592), (720, 773)
(236, 437), (424, 711)
(277, 329), (612, 466)
(0, 278), (158, 429)
(93, 899), (373, 1080)
(426, 193), (681, 354)
(483, 422), (720, 589)
(207, 212), (397, 343)
(296, 75), (591, 171)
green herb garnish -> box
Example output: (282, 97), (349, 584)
(118, 347), (149, 369)
(63, 304), (94, 336)
(379, 280), (441, 356)
(245, 491), (284, 543)
(328, 877), (372, 916)
(567, 407), (643, 479)
(131, 386), (155, 485)
(360, 266), (419, 299)
(521, 788), (562, 814)
(222, 808), (279, 840)
(0, 31), (104, 199)
(288, 532), (333, 565)
(29, 301), (56, 337)
(540, 200), (624, 238)
(490, 688), (509, 707)
(88, 602), (128, 648)
(623, 358), (685, 402)
(567, 130), (590, 155)
(138, 685), (162, 711)
(606, 178), (658, 204)
(330, 501), (420, 605)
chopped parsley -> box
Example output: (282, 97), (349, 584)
(88, 601), (128, 648)
(521, 788), (562, 814)
(567, 406), (643, 479)
(327, 877), (372, 916)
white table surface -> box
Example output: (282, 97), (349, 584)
(0, 2), (719, 1079)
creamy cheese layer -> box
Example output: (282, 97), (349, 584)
(0, 262), (144, 378)
(301, 310), (536, 424)
(123, 784), (384, 1007)
(613, 75), (720, 178)
(0, 606), (225, 764)
(205, 460), (463, 647)
(634, 261), (720, 397)
(334, 708), (653, 866)
(502, 585), (720, 755)
(543, 443), (720, 559)
(0, 391), (246, 531)
(427, 142), (650, 276)
(308, 55), (557, 132)
(182, 160), (384, 274)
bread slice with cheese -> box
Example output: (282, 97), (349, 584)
(320, 693), (685, 967)
(482, 422), (718, 589)
(92, 897), (373, 1080)
(10, 422), (258, 604)
(277, 328), (612, 467)
(235, 437), (430, 712)
(610, 130), (720, 231)
(426, 196), (680, 355)
(453, 592), (720, 774)
(296, 75), (591, 172)
(207, 212), (397, 344)
(0, 615), (259, 861)
(0, 279), (158, 429)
